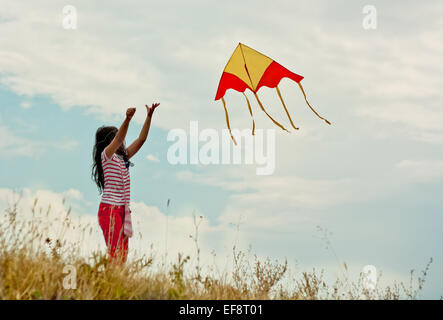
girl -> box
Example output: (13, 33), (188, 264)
(92, 103), (160, 263)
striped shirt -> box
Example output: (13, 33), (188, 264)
(101, 149), (130, 205)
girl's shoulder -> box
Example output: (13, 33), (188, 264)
(101, 149), (126, 166)
(101, 149), (116, 163)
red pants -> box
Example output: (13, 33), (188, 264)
(98, 202), (129, 263)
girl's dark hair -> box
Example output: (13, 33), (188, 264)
(92, 126), (131, 194)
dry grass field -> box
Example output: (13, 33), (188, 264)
(0, 199), (432, 300)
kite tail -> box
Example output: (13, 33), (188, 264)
(298, 82), (331, 125)
(276, 86), (299, 130)
(253, 92), (289, 133)
(221, 97), (237, 145)
(242, 92), (255, 135)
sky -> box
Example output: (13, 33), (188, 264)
(0, 0), (442, 298)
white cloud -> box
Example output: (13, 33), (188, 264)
(0, 1), (165, 127)
(0, 123), (79, 158)
(0, 187), (102, 257)
(0, 0), (441, 143)
(54, 139), (79, 151)
(175, 153), (443, 233)
(146, 154), (160, 162)
(1, 0), (441, 244)
(395, 159), (443, 182)
(0, 187), (238, 269)
(0, 1), (442, 297)
(20, 101), (31, 109)
(2, 186), (436, 296)
(176, 169), (361, 231)
(355, 101), (443, 144)
(0, 125), (38, 157)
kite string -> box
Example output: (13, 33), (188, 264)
(253, 92), (289, 133)
(221, 97), (237, 145)
(298, 82), (331, 125)
(276, 86), (299, 130)
(242, 92), (255, 136)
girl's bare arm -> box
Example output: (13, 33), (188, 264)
(105, 108), (136, 159)
(127, 103), (160, 159)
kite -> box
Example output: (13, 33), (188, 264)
(215, 43), (331, 145)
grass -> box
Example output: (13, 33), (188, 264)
(0, 197), (434, 300)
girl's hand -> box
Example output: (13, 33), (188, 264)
(126, 107), (136, 120)
(146, 103), (160, 116)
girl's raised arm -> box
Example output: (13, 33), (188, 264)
(105, 108), (136, 159)
(127, 103), (160, 159)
